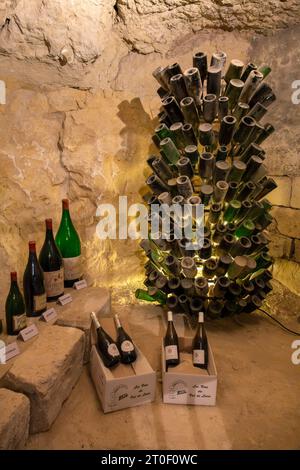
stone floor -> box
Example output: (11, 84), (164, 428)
(24, 286), (300, 450)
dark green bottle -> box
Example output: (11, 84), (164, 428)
(135, 288), (166, 305)
(39, 219), (64, 301)
(23, 241), (47, 317)
(5, 272), (26, 335)
(55, 199), (82, 288)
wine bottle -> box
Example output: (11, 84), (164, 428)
(192, 312), (208, 369)
(5, 272), (26, 335)
(91, 312), (120, 368)
(55, 199), (82, 287)
(114, 314), (137, 364)
(23, 241), (47, 317)
(39, 219), (64, 301)
(164, 311), (180, 368)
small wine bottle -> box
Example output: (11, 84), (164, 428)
(192, 312), (208, 369)
(91, 312), (120, 368)
(55, 199), (82, 287)
(164, 311), (180, 368)
(114, 314), (137, 364)
(5, 272), (27, 335)
(23, 241), (47, 317)
(39, 219), (64, 301)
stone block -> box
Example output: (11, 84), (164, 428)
(268, 233), (292, 259)
(291, 177), (300, 209)
(56, 287), (111, 363)
(267, 176), (291, 207)
(0, 388), (30, 449)
(273, 259), (300, 296)
(293, 239), (300, 263)
(271, 207), (300, 239)
(3, 325), (84, 434)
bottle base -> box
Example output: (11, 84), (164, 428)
(64, 279), (80, 288)
(26, 308), (47, 318)
(47, 293), (64, 302)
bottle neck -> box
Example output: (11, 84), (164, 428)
(167, 311), (173, 323)
(91, 312), (100, 330)
(198, 312), (204, 323)
(28, 243), (38, 261)
(45, 226), (55, 242)
(10, 279), (20, 293)
(62, 208), (72, 225)
(114, 315), (121, 329)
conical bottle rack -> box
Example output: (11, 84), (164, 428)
(136, 52), (276, 319)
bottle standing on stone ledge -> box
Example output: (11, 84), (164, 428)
(164, 310), (180, 368)
(23, 241), (47, 317)
(55, 199), (82, 288)
(114, 314), (137, 364)
(5, 272), (27, 335)
(91, 312), (121, 369)
(39, 219), (64, 301)
(192, 311), (208, 369)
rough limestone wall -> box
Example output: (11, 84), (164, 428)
(0, 1), (300, 311)
(115, 0), (300, 53)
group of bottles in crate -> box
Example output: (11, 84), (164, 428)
(164, 310), (208, 371)
(3, 199), (82, 336)
(91, 312), (137, 368)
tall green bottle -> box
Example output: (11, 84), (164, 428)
(5, 272), (27, 335)
(55, 199), (82, 287)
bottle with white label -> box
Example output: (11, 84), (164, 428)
(114, 314), (137, 364)
(192, 311), (209, 369)
(91, 312), (121, 368)
(39, 219), (64, 301)
(55, 199), (82, 288)
(5, 272), (27, 335)
(164, 310), (180, 368)
(23, 241), (47, 317)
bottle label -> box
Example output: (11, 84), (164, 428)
(193, 349), (205, 365)
(108, 344), (120, 357)
(43, 268), (64, 297)
(63, 256), (82, 281)
(12, 314), (27, 333)
(165, 345), (178, 360)
(121, 340), (134, 353)
(33, 293), (47, 313)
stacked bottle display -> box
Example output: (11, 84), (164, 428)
(136, 52), (276, 318)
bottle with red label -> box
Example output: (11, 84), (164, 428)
(39, 219), (64, 301)
(23, 241), (47, 317)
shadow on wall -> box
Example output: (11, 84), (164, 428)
(88, 96), (157, 302)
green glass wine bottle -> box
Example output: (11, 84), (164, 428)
(55, 199), (82, 288)
(5, 272), (27, 335)
(135, 288), (166, 305)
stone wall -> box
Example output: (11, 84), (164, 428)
(0, 2), (300, 310)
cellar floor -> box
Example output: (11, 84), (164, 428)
(25, 284), (300, 450)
